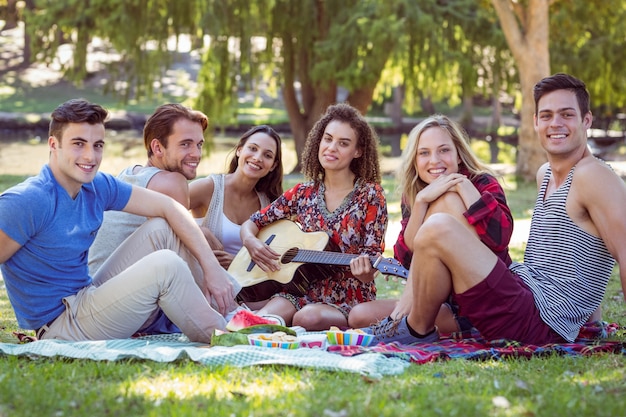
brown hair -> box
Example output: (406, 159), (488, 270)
(227, 125), (284, 201)
(143, 103), (209, 157)
(533, 73), (590, 116)
(301, 103), (381, 184)
(49, 99), (108, 142)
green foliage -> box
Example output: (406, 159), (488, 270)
(550, 0), (626, 114)
(470, 139), (517, 166)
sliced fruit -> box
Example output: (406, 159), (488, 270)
(226, 309), (283, 331)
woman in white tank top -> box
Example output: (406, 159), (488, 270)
(189, 125), (284, 269)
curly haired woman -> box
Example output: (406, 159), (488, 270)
(240, 103), (388, 330)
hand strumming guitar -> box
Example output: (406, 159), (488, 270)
(240, 219), (281, 272)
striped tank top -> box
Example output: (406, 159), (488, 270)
(509, 165), (615, 342)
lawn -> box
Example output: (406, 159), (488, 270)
(1, 166), (625, 416)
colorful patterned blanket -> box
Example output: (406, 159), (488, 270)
(2, 322), (623, 377)
(328, 322), (626, 364)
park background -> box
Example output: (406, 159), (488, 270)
(1, 1), (626, 416)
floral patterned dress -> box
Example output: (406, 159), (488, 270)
(249, 178), (388, 317)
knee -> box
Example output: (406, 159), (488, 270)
(149, 249), (191, 278)
(142, 217), (170, 232)
(413, 213), (460, 252)
(293, 307), (323, 329)
(139, 218), (177, 246)
(427, 192), (465, 216)
(347, 304), (368, 328)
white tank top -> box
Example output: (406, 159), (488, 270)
(221, 214), (243, 255)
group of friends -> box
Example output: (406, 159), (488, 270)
(1, 73), (625, 347)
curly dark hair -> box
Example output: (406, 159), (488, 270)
(49, 99), (108, 141)
(301, 103), (381, 184)
(227, 125), (284, 201)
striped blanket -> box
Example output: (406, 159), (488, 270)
(329, 322), (625, 364)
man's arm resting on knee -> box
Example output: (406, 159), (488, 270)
(121, 186), (237, 314)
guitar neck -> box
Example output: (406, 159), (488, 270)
(286, 249), (365, 268)
(283, 248), (408, 279)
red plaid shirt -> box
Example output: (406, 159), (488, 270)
(393, 167), (513, 269)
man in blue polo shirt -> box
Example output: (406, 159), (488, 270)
(0, 99), (237, 343)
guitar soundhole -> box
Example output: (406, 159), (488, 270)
(281, 247), (300, 264)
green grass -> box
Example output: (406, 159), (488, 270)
(0, 76), (184, 114)
(0, 175), (29, 192)
(1, 170), (626, 417)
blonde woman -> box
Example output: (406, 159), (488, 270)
(349, 114), (513, 335)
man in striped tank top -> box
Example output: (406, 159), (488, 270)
(369, 73), (626, 345)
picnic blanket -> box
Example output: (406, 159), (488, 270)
(0, 333), (408, 379)
(329, 322), (626, 364)
(1, 322), (622, 377)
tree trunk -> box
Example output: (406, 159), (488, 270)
(492, 0), (550, 181)
(488, 72), (502, 163)
(459, 89), (474, 127)
(1, 0), (18, 31)
(346, 85), (376, 115)
(384, 86), (404, 156)
(281, 34), (336, 174)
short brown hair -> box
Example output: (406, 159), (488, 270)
(143, 103), (209, 157)
(533, 73), (590, 116)
(49, 99), (108, 141)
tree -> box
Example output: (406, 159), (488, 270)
(491, 0), (551, 181)
(0, 0), (18, 31)
(20, 0), (562, 176)
(196, 0), (406, 172)
(22, 0), (489, 172)
(24, 0), (199, 90)
(550, 1), (626, 116)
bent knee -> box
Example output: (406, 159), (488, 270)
(413, 213), (464, 250)
(293, 308), (322, 329)
(427, 192), (466, 217)
(347, 304), (368, 328)
(147, 249), (190, 275)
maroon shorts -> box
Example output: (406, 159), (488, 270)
(454, 260), (565, 344)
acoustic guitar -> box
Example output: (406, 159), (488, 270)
(228, 220), (409, 302)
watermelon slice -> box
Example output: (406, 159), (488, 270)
(226, 309), (283, 331)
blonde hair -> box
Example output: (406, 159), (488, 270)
(398, 114), (495, 207)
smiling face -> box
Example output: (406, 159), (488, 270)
(49, 122), (106, 198)
(415, 126), (461, 184)
(318, 120), (361, 173)
(236, 132), (278, 179)
(152, 118), (204, 180)
(534, 89), (592, 158)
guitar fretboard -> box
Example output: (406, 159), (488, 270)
(282, 248), (408, 279)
